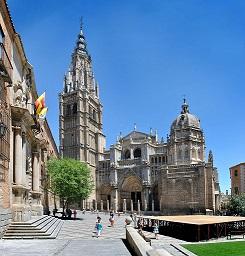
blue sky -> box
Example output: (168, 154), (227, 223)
(8, 0), (245, 193)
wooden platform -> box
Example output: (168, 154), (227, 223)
(138, 215), (245, 242)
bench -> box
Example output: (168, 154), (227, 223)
(227, 230), (245, 239)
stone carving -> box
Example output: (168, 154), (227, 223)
(13, 80), (29, 108)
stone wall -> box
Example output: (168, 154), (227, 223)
(0, 208), (12, 237)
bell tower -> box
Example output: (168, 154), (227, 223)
(59, 22), (106, 204)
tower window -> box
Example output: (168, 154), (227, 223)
(66, 105), (71, 116)
(73, 103), (77, 114)
(92, 109), (96, 120)
(134, 148), (141, 158)
(234, 170), (238, 177)
(185, 149), (189, 159)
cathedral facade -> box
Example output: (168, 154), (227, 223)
(96, 101), (220, 214)
(59, 24), (220, 214)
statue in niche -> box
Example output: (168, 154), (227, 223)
(13, 79), (29, 108)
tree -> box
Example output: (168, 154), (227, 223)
(227, 194), (245, 216)
(47, 158), (93, 211)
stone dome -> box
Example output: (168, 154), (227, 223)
(171, 100), (200, 130)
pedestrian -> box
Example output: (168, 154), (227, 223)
(153, 221), (159, 239)
(73, 209), (77, 220)
(109, 211), (115, 227)
(53, 208), (57, 217)
(95, 218), (103, 237)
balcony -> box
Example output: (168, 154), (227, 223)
(118, 158), (142, 166)
(0, 42), (12, 83)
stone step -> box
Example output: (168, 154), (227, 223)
(11, 215), (51, 228)
(3, 216), (63, 239)
(6, 216), (56, 233)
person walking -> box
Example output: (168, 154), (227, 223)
(109, 211), (115, 227)
(95, 218), (103, 238)
(73, 209), (77, 220)
(153, 221), (159, 239)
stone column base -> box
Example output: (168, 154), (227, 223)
(12, 185), (32, 222)
(12, 204), (31, 222)
(31, 191), (43, 216)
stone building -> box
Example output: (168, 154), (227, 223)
(230, 162), (245, 195)
(97, 101), (221, 214)
(59, 23), (221, 214)
(59, 24), (105, 207)
(0, 0), (59, 235)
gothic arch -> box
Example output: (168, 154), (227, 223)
(121, 176), (142, 192)
(124, 149), (130, 159)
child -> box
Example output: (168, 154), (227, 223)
(109, 212), (115, 227)
(153, 221), (159, 239)
(95, 218), (103, 237)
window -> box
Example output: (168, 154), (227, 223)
(234, 170), (238, 177)
(0, 26), (4, 44)
(185, 149), (189, 159)
(124, 149), (130, 159)
(72, 103), (77, 114)
(234, 187), (239, 195)
(178, 149), (182, 160)
(66, 105), (71, 116)
(92, 109), (96, 120)
(134, 148), (141, 158)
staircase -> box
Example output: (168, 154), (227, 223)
(3, 215), (63, 239)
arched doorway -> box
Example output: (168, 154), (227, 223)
(100, 185), (112, 210)
(120, 176), (142, 211)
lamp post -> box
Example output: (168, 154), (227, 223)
(0, 121), (7, 138)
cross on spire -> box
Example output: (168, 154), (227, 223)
(80, 16), (83, 30)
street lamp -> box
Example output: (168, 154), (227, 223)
(0, 121), (7, 138)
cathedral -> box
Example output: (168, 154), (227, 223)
(59, 24), (220, 214)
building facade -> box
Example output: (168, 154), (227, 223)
(230, 163), (245, 195)
(0, 0), (59, 235)
(59, 24), (105, 207)
(97, 101), (221, 214)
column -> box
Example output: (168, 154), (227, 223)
(112, 188), (118, 212)
(123, 199), (126, 212)
(137, 200), (141, 215)
(14, 127), (22, 185)
(107, 200), (110, 211)
(131, 200), (134, 212)
(43, 149), (49, 214)
(100, 200), (103, 211)
(144, 199), (147, 211)
(22, 132), (27, 186)
(32, 151), (39, 192)
(144, 187), (149, 211)
(152, 200), (155, 212)
(95, 200), (97, 211)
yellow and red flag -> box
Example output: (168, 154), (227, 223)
(39, 107), (48, 119)
(35, 92), (45, 115)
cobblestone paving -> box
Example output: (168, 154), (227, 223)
(0, 211), (131, 256)
(57, 211), (126, 240)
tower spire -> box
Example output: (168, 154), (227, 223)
(76, 18), (88, 55)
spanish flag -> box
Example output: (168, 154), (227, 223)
(35, 92), (45, 115)
(39, 107), (48, 119)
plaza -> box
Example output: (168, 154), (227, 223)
(0, 0), (245, 255)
